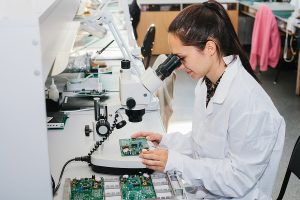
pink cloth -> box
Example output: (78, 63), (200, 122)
(250, 5), (281, 71)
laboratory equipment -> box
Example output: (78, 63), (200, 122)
(93, 97), (126, 140)
(79, 0), (144, 76)
(88, 55), (181, 174)
(80, 0), (110, 39)
(66, 73), (101, 92)
(119, 0), (138, 47)
(96, 40), (114, 54)
(120, 55), (181, 122)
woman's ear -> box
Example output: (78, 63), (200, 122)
(205, 40), (217, 56)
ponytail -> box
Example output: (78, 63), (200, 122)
(169, 0), (259, 82)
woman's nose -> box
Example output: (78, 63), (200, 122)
(177, 64), (186, 71)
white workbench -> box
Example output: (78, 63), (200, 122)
(48, 91), (166, 199)
(48, 2), (168, 197)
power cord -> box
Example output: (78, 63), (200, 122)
(52, 156), (90, 195)
(51, 175), (55, 194)
(52, 111), (121, 195)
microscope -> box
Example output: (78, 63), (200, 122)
(89, 54), (181, 174)
(119, 55), (181, 122)
(79, 0), (181, 174)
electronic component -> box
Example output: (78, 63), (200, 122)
(120, 173), (156, 200)
(63, 172), (185, 199)
(70, 176), (104, 200)
(47, 112), (68, 129)
(119, 138), (149, 157)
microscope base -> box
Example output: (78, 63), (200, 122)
(90, 164), (153, 175)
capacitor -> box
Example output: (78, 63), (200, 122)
(143, 173), (150, 178)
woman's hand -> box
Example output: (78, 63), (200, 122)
(131, 131), (162, 146)
(139, 148), (168, 172)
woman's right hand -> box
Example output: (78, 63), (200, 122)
(131, 131), (162, 146)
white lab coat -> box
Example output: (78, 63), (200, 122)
(160, 55), (285, 199)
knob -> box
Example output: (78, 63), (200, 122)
(121, 60), (130, 69)
(126, 98), (136, 109)
(84, 125), (92, 137)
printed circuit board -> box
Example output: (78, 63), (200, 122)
(70, 176), (104, 200)
(120, 173), (157, 200)
(119, 138), (149, 156)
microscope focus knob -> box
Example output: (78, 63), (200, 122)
(126, 98), (136, 109)
(84, 125), (92, 137)
(96, 120), (110, 136)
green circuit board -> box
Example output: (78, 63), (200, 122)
(119, 138), (149, 156)
(70, 176), (104, 200)
(120, 173), (157, 200)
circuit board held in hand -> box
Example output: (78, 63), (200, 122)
(119, 138), (150, 156)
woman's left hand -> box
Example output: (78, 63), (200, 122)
(139, 148), (168, 172)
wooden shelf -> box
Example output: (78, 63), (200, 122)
(137, 2), (239, 55)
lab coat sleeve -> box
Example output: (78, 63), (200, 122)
(160, 131), (194, 156)
(164, 110), (283, 198)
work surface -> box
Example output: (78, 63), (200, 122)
(48, 89), (168, 199)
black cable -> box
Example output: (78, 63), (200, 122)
(53, 112), (120, 195)
(53, 156), (90, 195)
(51, 175), (55, 194)
(87, 113), (118, 157)
(53, 158), (75, 195)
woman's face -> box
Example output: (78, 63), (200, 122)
(168, 33), (214, 80)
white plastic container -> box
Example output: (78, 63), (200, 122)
(48, 78), (59, 102)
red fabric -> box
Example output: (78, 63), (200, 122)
(250, 5), (281, 71)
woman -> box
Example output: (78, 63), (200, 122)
(132, 1), (285, 199)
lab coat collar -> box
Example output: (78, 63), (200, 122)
(211, 55), (239, 104)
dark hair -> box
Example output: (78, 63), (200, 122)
(168, 1), (259, 82)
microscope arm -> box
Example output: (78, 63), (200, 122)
(80, 2), (144, 77)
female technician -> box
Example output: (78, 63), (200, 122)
(132, 1), (285, 199)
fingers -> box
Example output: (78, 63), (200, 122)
(145, 134), (161, 143)
(131, 131), (154, 138)
(141, 158), (162, 166)
(140, 151), (160, 160)
(131, 132), (162, 145)
(140, 154), (165, 172)
(139, 149), (168, 172)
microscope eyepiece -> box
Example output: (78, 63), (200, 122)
(155, 54), (181, 80)
(121, 60), (130, 69)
